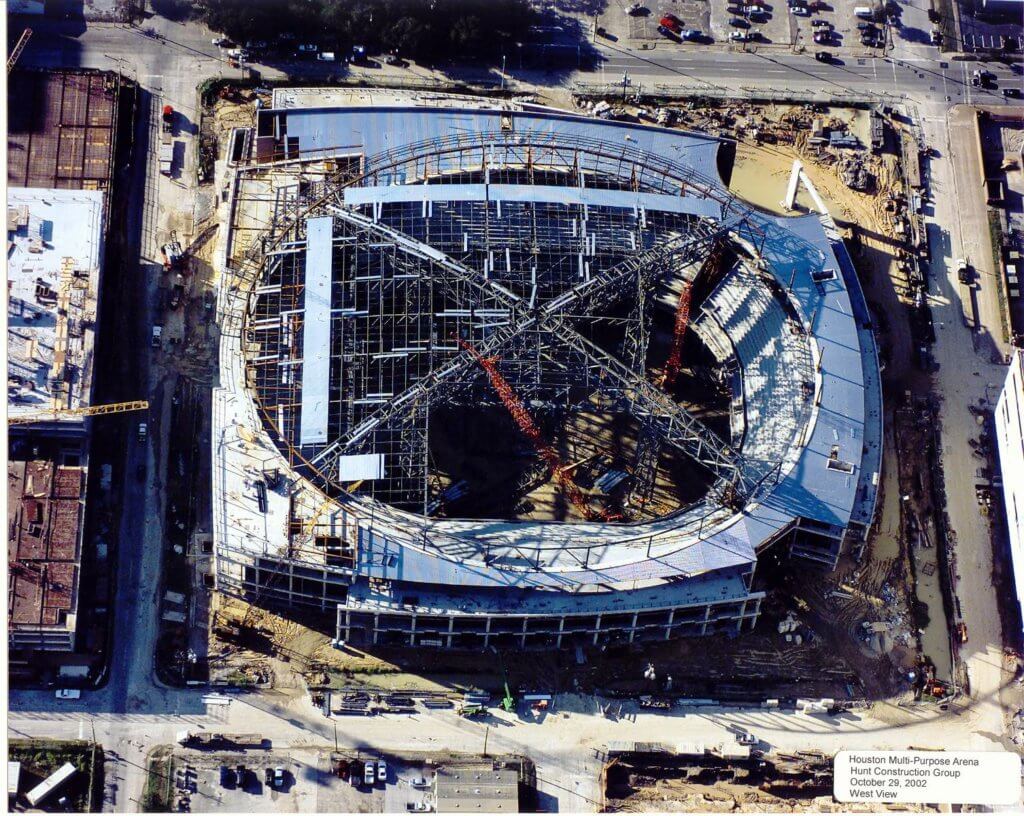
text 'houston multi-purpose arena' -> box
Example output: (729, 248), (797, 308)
(213, 91), (882, 650)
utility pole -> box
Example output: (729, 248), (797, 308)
(501, 55), (507, 91)
(482, 725), (490, 757)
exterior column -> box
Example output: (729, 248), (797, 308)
(520, 617), (528, 649)
(664, 609), (675, 640)
(409, 613), (417, 646)
(483, 616), (492, 649)
(593, 614), (602, 646)
(628, 612), (638, 643)
(556, 617), (565, 648)
(447, 616), (455, 649)
(373, 613), (380, 645)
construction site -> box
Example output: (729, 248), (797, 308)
(192, 79), (923, 713)
(6, 65), (136, 681)
(602, 746), (940, 813)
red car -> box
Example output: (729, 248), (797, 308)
(659, 13), (682, 32)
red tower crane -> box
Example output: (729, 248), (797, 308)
(457, 338), (598, 521)
(662, 241), (723, 389)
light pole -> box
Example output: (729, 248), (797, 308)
(501, 54), (507, 91)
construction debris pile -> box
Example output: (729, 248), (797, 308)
(604, 750), (940, 813)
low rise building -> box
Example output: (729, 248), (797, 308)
(434, 764), (520, 812)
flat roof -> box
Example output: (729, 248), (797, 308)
(435, 764), (519, 812)
(7, 70), (119, 192)
(298, 216), (333, 446)
(7, 455), (84, 631)
(7, 188), (105, 420)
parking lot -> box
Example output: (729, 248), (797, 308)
(600, 0), (904, 52)
(170, 749), (439, 813)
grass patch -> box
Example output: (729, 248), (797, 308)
(988, 210), (1011, 345)
(141, 747), (175, 813)
(8, 740), (103, 812)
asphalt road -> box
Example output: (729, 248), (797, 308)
(8, 10), (1023, 813)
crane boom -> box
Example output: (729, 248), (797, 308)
(8, 399), (149, 425)
(458, 338), (597, 521)
(8, 29), (32, 73)
(662, 242), (723, 389)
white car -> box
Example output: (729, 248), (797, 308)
(297, 43), (318, 53)
(211, 37), (229, 47)
(792, 5), (811, 14)
(55, 689), (81, 700)
(729, 30), (751, 40)
(317, 52), (336, 61)
(410, 776), (430, 789)
(376, 760), (387, 783)
(625, 2), (645, 13)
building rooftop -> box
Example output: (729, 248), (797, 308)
(7, 455), (84, 638)
(7, 188), (104, 421)
(434, 764), (520, 813)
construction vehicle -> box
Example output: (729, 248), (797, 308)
(169, 274), (186, 309)
(9, 400), (150, 426)
(8, 29), (32, 73)
(161, 231), (186, 271)
(457, 703), (486, 718)
(489, 646), (516, 713)
(162, 104), (174, 133)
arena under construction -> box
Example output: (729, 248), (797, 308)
(212, 91), (882, 650)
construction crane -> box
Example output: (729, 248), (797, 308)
(661, 241), (724, 389)
(490, 647), (516, 713)
(8, 399), (150, 425)
(8, 29), (32, 73)
(458, 338), (597, 522)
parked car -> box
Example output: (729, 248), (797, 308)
(1002, 88), (1021, 98)
(813, 30), (831, 43)
(729, 30), (752, 40)
(737, 731), (758, 746)
(211, 37), (232, 47)
(815, 50), (832, 62)
(812, 18), (830, 27)
(351, 762), (364, 787)
(55, 688), (80, 700)
(317, 52), (336, 61)
(364, 763), (375, 786)
(220, 767), (236, 788)
(406, 804), (430, 812)
(729, 16), (750, 26)
(274, 767), (286, 788)
(297, 43), (318, 53)
(376, 760), (387, 784)
(265, 768), (274, 785)
(679, 28), (701, 40)
(659, 14), (681, 32)
(410, 776), (430, 789)
(791, 5), (811, 15)
(625, 2), (645, 13)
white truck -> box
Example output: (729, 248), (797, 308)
(151, 324), (163, 348)
(159, 142), (173, 175)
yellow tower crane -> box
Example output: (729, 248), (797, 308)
(8, 400), (150, 425)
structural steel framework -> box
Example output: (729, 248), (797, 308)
(239, 131), (787, 535)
